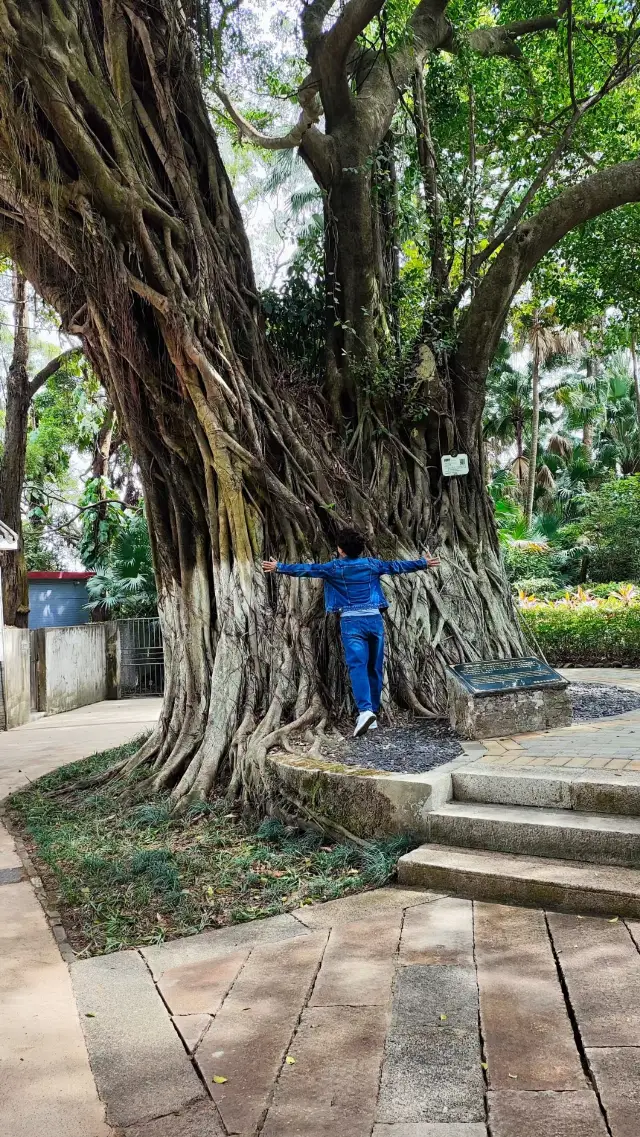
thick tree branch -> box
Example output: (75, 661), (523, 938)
(213, 84), (322, 151)
(358, 0), (449, 142)
(301, 0), (337, 55)
(323, 0), (385, 70)
(459, 157), (640, 386)
(29, 347), (81, 397)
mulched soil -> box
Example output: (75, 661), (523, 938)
(327, 681), (640, 775)
(569, 681), (640, 722)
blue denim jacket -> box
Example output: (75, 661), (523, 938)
(276, 556), (428, 613)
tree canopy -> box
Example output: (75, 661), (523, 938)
(1, 0), (640, 806)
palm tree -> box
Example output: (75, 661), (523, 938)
(552, 358), (608, 460)
(597, 352), (640, 475)
(513, 305), (582, 526)
(484, 341), (555, 492)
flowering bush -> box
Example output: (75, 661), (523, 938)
(519, 590), (640, 666)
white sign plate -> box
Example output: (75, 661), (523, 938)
(441, 453), (469, 477)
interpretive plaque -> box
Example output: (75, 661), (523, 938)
(451, 657), (567, 699)
(446, 657), (571, 739)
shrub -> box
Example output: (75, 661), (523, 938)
(513, 577), (559, 596)
(521, 602), (640, 666)
(582, 476), (640, 582)
(503, 548), (555, 583)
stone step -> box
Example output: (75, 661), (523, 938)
(397, 844), (640, 918)
(428, 801), (640, 867)
(453, 766), (640, 816)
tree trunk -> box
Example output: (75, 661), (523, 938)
(0, 270), (30, 627)
(322, 153), (389, 413)
(84, 403), (116, 566)
(525, 351), (540, 528)
(0, 0), (526, 809)
(582, 419), (593, 459)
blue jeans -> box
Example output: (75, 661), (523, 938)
(340, 614), (385, 713)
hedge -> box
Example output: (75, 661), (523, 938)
(520, 603), (640, 667)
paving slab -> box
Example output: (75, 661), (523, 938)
(625, 919), (640, 949)
(71, 949), (204, 1128)
(261, 1005), (388, 1136)
(122, 1100), (224, 1136)
(291, 886), (442, 928)
(376, 965), (484, 1125)
(586, 1047), (640, 1137)
(172, 1014), (211, 1053)
(547, 912), (640, 1045)
(0, 880), (110, 1137)
(157, 948), (249, 1015)
(196, 932), (327, 1135)
(487, 1090), (607, 1136)
(475, 904), (584, 1091)
(399, 897), (473, 966)
(310, 912), (401, 1006)
(0, 820), (22, 871)
(142, 913), (308, 979)
(373, 1127), (487, 1136)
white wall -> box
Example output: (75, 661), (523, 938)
(43, 625), (106, 715)
(2, 627), (30, 728)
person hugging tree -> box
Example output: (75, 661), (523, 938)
(263, 528), (440, 736)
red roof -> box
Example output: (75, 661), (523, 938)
(28, 571), (95, 581)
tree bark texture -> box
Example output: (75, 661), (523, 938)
(525, 347), (541, 529)
(0, 270), (30, 626)
(1, 1), (640, 808)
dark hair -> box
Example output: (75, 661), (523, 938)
(336, 527), (365, 558)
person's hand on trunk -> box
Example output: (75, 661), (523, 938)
(262, 558), (278, 573)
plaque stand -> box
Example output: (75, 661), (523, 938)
(446, 658), (572, 740)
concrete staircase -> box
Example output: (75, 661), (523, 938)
(398, 767), (640, 917)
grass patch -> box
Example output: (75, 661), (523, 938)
(7, 739), (410, 956)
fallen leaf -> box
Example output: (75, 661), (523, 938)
(212, 1075), (228, 1084)
(508, 1074), (518, 1080)
(85, 1013), (96, 1018)
(481, 1062), (488, 1071)
(608, 917), (619, 923)
(440, 1013), (447, 1022)
(285, 1056), (296, 1065)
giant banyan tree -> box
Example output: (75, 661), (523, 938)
(0, 0), (639, 807)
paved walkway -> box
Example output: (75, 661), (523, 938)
(69, 886), (640, 1136)
(4, 678), (640, 1135)
(0, 699), (161, 1137)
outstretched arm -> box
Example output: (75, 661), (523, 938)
(262, 558), (335, 579)
(374, 553), (440, 576)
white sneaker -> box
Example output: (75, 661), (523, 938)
(369, 720), (378, 730)
(354, 711), (376, 737)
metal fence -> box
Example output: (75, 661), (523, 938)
(118, 618), (165, 698)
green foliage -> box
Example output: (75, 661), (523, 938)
(22, 522), (62, 571)
(8, 742), (411, 955)
(25, 358), (92, 487)
(513, 577), (559, 597)
(261, 223), (325, 380)
(86, 512), (157, 617)
(581, 476), (640, 582)
(521, 602), (640, 667)
(78, 477), (126, 569)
